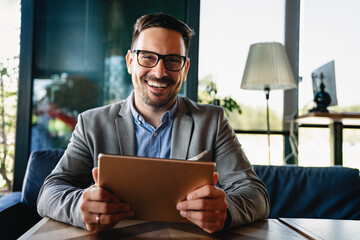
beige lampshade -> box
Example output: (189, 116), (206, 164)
(241, 42), (297, 90)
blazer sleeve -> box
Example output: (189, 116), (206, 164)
(213, 108), (270, 228)
(37, 113), (94, 229)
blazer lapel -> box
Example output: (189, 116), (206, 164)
(170, 98), (193, 160)
(115, 96), (136, 156)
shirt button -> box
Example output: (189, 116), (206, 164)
(153, 132), (157, 137)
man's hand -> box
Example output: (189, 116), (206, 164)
(80, 167), (134, 233)
(176, 172), (228, 233)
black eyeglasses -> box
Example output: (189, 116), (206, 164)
(132, 50), (187, 72)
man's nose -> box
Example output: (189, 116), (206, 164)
(152, 59), (167, 78)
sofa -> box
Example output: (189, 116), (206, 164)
(0, 149), (65, 239)
(1, 149), (359, 239)
(254, 165), (360, 219)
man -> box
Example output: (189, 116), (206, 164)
(37, 13), (270, 234)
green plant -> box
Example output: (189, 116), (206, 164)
(0, 58), (18, 193)
(198, 75), (242, 117)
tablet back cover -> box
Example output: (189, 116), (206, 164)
(98, 154), (215, 223)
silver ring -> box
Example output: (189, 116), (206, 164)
(96, 214), (100, 224)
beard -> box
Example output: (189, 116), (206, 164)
(136, 74), (180, 109)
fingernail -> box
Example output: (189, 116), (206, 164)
(180, 211), (187, 217)
(176, 203), (182, 210)
(187, 194), (192, 200)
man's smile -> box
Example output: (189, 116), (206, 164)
(146, 80), (169, 89)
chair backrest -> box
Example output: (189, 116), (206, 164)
(253, 165), (360, 220)
(21, 149), (65, 207)
(18, 151), (360, 219)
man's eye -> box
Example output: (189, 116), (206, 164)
(167, 57), (182, 63)
(141, 54), (156, 61)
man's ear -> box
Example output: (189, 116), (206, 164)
(125, 49), (134, 74)
(183, 58), (190, 82)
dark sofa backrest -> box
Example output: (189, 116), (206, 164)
(253, 165), (360, 220)
(19, 149), (360, 220)
(21, 149), (65, 207)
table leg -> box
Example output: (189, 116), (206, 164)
(330, 122), (343, 165)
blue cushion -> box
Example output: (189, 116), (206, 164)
(253, 165), (360, 219)
(0, 191), (21, 212)
(21, 149), (65, 207)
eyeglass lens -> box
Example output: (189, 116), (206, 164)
(137, 51), (185, 71)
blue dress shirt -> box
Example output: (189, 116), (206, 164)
(130, 97), (178, 159)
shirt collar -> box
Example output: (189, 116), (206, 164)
(130, 91), (178, 125)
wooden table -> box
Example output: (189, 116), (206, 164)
(279, 218), (360, 240)
(19, 217), (360, 240)
(19, 217), (308, 240)
(296, 112), (360, 165)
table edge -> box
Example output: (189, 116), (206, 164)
(18, 216), (50, 240)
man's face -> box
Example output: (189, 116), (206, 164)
(126, 27), (190, 110)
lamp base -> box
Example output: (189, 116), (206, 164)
(309, 81), (331, 113)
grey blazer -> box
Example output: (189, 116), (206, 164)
(37, 94), (270, 229)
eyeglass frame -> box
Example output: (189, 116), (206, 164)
(132, 49), (188, 72)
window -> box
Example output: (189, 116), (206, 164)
(199, 0), (286, 164)
(0, 0), (20, 193)
(343, 129), (360, 169)
(30, 0), (187, 151)
(298, 128), (330, 167)
(298, 0), (360, 168)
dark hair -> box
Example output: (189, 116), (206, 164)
(131, 13), (195, 55)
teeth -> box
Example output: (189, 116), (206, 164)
(147, 80), (167, 88)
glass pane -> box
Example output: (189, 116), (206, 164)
(30, 0), (187, 151)
(299, 0), (360, 113)
(343, 129), (360, 170)
(236, 134), (284, 165)
(199, 0), (285, 131)
(0, 0), (20, 193)
(298, 128), (331, 167)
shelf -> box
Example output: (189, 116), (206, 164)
(296, 112), (360, 126)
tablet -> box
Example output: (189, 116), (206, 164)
(98, 154), (216, 223)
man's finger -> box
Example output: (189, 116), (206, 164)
(85, 186), (119, 203)
(92, 167), (98, 184)
(213, 172), (219, 185)
(177, 198), (226, 211)
(85, 201), (131, 214)
(98, 211), (134, 225)
(86, 222), (116, 234)
(84, 211), (134, 226)
(186, 185), (224, 200)
(179, 210), (219, 222)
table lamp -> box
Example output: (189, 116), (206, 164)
(240, 42), (297, 164)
